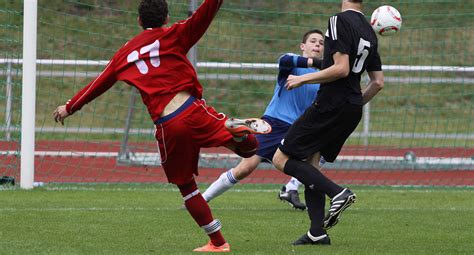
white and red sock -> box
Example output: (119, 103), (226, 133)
(178, 181), (226, 246)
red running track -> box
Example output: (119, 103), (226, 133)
(1, 141), (473, 186)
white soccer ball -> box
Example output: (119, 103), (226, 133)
(370, 5), (402, 36)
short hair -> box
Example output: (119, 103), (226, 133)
(301, 29), (324, 43)
(348, 0), (363, 3)
(138, 0), (168, 29)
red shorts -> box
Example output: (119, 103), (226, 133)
(154, 98), (234, 185)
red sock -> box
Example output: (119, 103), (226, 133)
(178, 181), (226, 246)
(233, 134), (258, 158)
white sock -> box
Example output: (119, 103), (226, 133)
(307, 231), (327, 242)
(285, 177), (302, 191)
(202, 169), (239, 202)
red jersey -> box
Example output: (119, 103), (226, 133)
(65, 0), (223, 122)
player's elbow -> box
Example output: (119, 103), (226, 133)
(374, 79), (384, 91)
(372, 77), (385, 91)
(368, 71), (385, 91)
(334, 65), (350, 79)
(372, 74), (384, 91)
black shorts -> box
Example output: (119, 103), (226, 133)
(279, 102), (362, 162)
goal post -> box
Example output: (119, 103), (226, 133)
(20, 0), (38, 189)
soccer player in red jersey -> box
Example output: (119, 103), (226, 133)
(53, 0), (270, 252)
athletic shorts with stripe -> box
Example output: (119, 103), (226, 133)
(279, 102), (362, 162)
(256, 116), (291, 163)
(154, 97), (257, 185)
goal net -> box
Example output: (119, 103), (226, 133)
(1, 1), (473, 187)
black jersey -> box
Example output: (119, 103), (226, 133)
(316, 10), (382, 112)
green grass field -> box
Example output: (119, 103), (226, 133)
(1, 2), (473, 252)
(1, 184), (473, 254)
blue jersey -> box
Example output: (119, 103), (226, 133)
(263, 53), (320, 124)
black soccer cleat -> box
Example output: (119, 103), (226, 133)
(323, 188), (357, 230)
(292, 233), (331, 246)
(278, 186), (306, 210)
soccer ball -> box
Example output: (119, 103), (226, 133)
(370, 5), (402, 36)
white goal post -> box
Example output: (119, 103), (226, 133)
(20, 0), (38, 190)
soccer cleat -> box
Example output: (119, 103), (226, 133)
(292, 233), (331, 246)
(193, 241), (231, 252)
(278, 186), (306, 210)
(225, 118), (272, 137)
(323, 188), (357, 230)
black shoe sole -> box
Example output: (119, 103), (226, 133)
(278, 196), (306, 211)
(323, 193), (356, 229)
(292, 240), (331, 246)
(292, 235), (331, 245)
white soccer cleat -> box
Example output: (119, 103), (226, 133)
(225, 118), (272, 137)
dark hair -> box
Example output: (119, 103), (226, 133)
(348, 0), (363, 2)
(301, 29), (324, 43)
(138, 0), (168, 29)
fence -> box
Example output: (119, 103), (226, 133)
(2, 58), (473, 143)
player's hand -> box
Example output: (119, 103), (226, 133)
(285, 75), (304, 90)
(53, 105), (70, 125)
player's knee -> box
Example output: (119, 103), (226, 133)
(177, 180), (198, 197)
(234, 165), (255, 179)
(234, 134), (258, 158)
(235, 149), (256, 158)
(272, 150), (287, 172)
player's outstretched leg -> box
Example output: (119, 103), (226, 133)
(225, 118), (272, 137)
(323, 188), (357, 229)
(202, 169), (239, 202)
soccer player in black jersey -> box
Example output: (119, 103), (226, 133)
(273, 0), (384, 245)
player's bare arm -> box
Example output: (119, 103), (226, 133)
(362, 71), (384, 105)
(53, 105), (70, 126)
(285, 52), (349, 90)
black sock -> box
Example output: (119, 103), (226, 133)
(305, 187), (326, 237)
(283, 158), (343, 198)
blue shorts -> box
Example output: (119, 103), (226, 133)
(256, 116), (291, 163)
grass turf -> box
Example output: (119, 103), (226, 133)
(1, 184), (473, 254)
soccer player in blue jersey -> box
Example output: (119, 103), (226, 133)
(202, 29), (325, 209)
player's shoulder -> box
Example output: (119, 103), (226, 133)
(336, 10), (369, 25)
(278, 52), (299, 61)
(280, 52), (299, 58)
(333, 11), (375, 37)
(332, 11), (350, 20)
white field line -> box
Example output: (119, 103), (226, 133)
(0, 150), (472, 165)
(47, 186), (474, 192)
